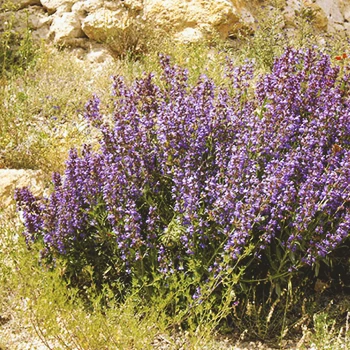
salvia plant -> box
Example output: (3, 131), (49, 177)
(16, 47), (350, 332)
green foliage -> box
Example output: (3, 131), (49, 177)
(1, 209), (349, 348)
(300, 311), (350, 350)
(244, 0), (287, 70)
(0, 8), (37, 77)
(0, 46), (117, 171)
(230, 0), (347, 72)
(0, 209), (235, 349)
(2, 0), (350, 347)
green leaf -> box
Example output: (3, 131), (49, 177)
(314, 261), (320, 277)
(289, 251), (296, 264)
(275, 283), (281, 297)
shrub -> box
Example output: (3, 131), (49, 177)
(0, 8), (37, 77)
(16, 47), (350, 338)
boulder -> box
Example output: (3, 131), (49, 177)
(50, 12), (85, 45)
(143, 0), (240, 40)
(0, 7), (51, 40)
(72, 0), (126, 16)
(285, 0), (329, 31)
(315, 0), (345, 31)
(174, 27), (204, 43)
(86, 43), (114, 63)
(71, 0), (104, 15)
(81, 8), (140, 54)
(24, 6), (52, 40)
(18, 0), (41, 9)
(0, 169), (46, 208)
(340, 0), (350, 22)
(4, 0), (350, 55)
(40, 0), (75, 14)
(304, 0), (328, 31)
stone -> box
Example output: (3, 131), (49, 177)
(18, 0), (41, 9)
(86, 44), (114, 63)
(0, 169), (46, 208)
(142, 0), (240, 39)
(72, 0), (129, 16)
(25, 6), (52, 30)
(173, 27), (204, 43)
(81, 8), (139, 54)
(315, 0), (344, 30)
(3, 0), (350, 55)
(304, 0), (329, 30)
(0, 7), (51, 40)
(40, 0), (74, 14)
(23, 6), (52, 40)
(71, 0), (104, 15)
(339, 0), (350, 22)
(50, 12), (85, 45)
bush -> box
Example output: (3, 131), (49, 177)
(16, 47), (350, 338)
(0, 9), (37, 77)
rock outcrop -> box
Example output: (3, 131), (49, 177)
(1, 0), (350, 59)
(0, 170), (46, 208)
(0, 0), (350, 54)
(142, 0), (240, 41)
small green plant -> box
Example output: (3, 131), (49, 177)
(233, 0), (288, 71)
(0, 9), (37, 77)
(300, 311), (350, 350)
(0, 45), (118, 171)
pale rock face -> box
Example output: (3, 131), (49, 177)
(143, 0), (240, 39)
(81, 8), (139, 54)
(315, 0), (344, 31)
(0, 169), (46, 208)
(73, 0), (122, 13)
(26, 7), (52, 29)
(26, 7), (52, 40)
(304, 0), (328, 30)
(174, 27), (204, 42)
(86, 44), (114, 64)
(122, 0), (143, 11)
(0, 7), (51, 40)
(72, 0), (104, 15)
(40, 0), (75, 14)
(339, 0), (350, 22)
(50, 12), (85, 44)
(3, 0), (350, 57)
(18, 0), (41, 8)
(82, 8), (128, 39)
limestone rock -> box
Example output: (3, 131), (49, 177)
(0, 169), (46, 208)
(26, 6), (52, 29)
(40, 0), (74, 14)
(339, 0), (350, 22)
(315, 0), (344, 30)
(23, 6), (52, 40)
(18, 0), (41, 9)
(143, 0), (240, 40)
(50, 12), (85, 45)
(71, 0), (104, 15)
(284, 0), (329, 31)
(81, 8), (140, 54)
(174, 27), (204, 43)
(304, 0), (328, 30)
(86, 44), (114, 63)
(0, 7), (51, 40)
(4, 0), (350, 55)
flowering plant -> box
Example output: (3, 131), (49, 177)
(16, 48), (350, 309)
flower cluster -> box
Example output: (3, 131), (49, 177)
(16, 48), (350, 286)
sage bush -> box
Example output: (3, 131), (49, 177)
(16, 47), (350, 337)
